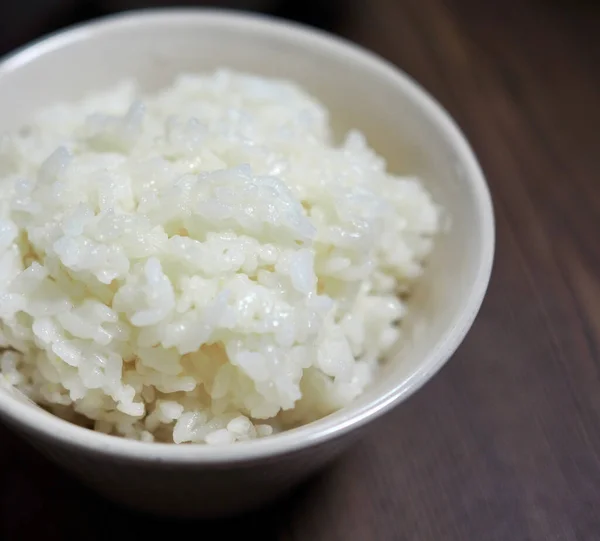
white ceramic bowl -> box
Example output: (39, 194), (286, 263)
(0, 9), (494, 517)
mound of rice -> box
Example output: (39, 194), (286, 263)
(0, 70), (439, 444)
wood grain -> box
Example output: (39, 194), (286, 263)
(1, 0), (599, 539)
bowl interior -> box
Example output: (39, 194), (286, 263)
(0, 10), (493, 449)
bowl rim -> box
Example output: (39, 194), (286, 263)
(0, 7), (495, 463)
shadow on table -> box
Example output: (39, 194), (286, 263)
(0, 426), (327, 540)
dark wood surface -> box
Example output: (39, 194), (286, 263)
(1, 0), (600, 539)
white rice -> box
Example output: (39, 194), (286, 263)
(0, 70), (439, 444)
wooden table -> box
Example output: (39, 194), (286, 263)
(1, 0), (599, 539)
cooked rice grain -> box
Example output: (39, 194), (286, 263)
(0, 70), (439, 443)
